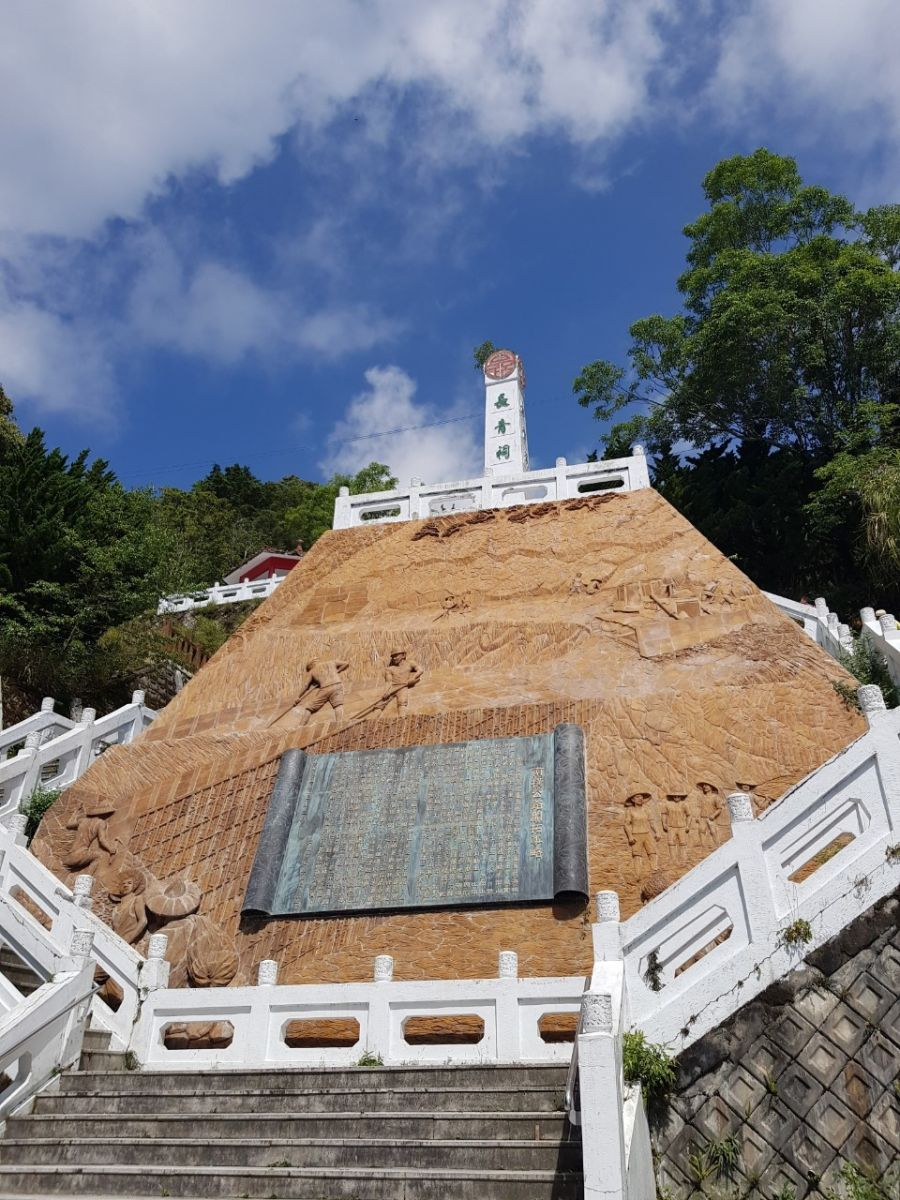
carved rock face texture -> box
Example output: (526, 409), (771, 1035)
(33, 489), (864, 985)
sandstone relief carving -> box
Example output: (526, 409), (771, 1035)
(624, 793), (661, 873)
(364, 649), (422, 720)
(270, 658), (350, 728)
(62, 797), (239, 1027)
(412, 509), (498, 540)
(62, 797), (119, 878)
(662, 793), (690, 864)
(436, 593), (471, 619)
(626, 783), (726, 889)
(570, 572), (605, 595)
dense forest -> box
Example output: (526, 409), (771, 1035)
(3, 150), (898, 718)
(0, 385), (394, 715)
(576, 150), (900, 620)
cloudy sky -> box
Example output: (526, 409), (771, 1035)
(2, 1), (899, 489)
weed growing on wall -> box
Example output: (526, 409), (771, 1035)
(20, 786), (61, 843)
(779, 918), (813, 949)
(622, 1029), (676, 1120)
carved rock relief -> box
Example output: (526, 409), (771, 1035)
(31, 488), (867, 987)
(60, 794), (239, 1030)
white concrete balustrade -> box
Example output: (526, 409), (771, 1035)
(605, 685), (900, 1050)
(766, 590), (900, 688)
(0, 817), (156, 1052)
(332, 449), (651, 529)
(157, 575), (282, 614)
(130, 960), (585, 1071)
(0, 693), (155, 818)
(0, 928), (95, 1117)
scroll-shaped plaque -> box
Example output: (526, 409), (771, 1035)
(243, 724), (587, 918)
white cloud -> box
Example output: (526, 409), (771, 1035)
(713, 0), (900, 185)
(0, 1), (680, 240)
(320, 366), (481, 486)
(0, 290), (115, 419)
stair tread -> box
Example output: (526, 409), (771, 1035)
(1, 1136), (574, 1148)
(0, 1163), (583, 1179)
(15, 1109), (566, 1121)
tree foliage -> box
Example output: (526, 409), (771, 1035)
(577, 149), (900, 612)
(0, 389), (396, 709)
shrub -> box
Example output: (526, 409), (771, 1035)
(21, 786), (61, 843)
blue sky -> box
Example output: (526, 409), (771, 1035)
(2, 1), (899, 491)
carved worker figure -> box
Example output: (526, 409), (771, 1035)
(662, 794), (690, 864)
(63, 797), (119, 878)
(624, 793), (661, 873)
(696, 782), (722, 848)
(295, 658), (350, 726)
(370, 649), (422, 718)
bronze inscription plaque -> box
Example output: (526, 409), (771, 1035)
(243, 725), (587, 918)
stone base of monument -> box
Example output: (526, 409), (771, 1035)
(0, 1049), (583, 1199)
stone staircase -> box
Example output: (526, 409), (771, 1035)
(0, 948), (42, 998)
(0, 1033), (583, 1198)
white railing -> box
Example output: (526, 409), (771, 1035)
(859, 605), (900, 689)
(766, 591), (900, 690)
(130, 952), (584, 1071)
(596, 685), (900, 1052)
(0, 692), (154, 819)
(0, 819), (156, 1049)
(0, 942), (95, 1117)
(157, 576), (282, 615)
(332, 450), (651, 529)
(0, 698), (72, 761)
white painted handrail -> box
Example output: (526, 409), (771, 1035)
(157, 576), (281, 615)
(608, 687), (900, 1051)
(130, 958), (584, 1070)
(0, 958), (95, 1117)
(0, 698), (72, 759)
(0, 693), (154, 819)
(766, 590), (900, 691)
(332, 451), (651, 529)
(0, 822), (151, 1049)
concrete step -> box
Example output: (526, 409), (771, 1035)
(81, 1029), (114, 1052)
(0, 1163), (583, 1198)
(0, 1136), (583, 1171)
(9, 1110), (575, 1143)
(58, 1063), (568, 1094)
(36, 1083), (566, 1115)
(76, 1050), (128, 1073)
(0, 952), (43, 997)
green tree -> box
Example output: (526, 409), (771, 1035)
(0, 384), (22, 455)
(283, 463), (397, 549)
(576, 149), (900, 611)
(473, 341), (497, 370)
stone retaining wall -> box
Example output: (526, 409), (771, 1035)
(655, 888), (899, 1198)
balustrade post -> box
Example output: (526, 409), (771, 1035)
(16, 733), (42, 804)
(139, 933), (170, 995)
(496, 950), (520, 1061)
(128, 691), (147, 740)
(8, 812), (29, 847)
(368, 955), (393, 1062)
(631, 442), (651, 489)
(40, 697), (55, 714)
(726, 792), (781, 936)
(73, 875), (93, 911)
(858, 686), (900, 830)
(578, 980), (627, 1200)
(72, 709), (97, 779)
(257, 959), (278, 986)
(592, 890), (622, 961)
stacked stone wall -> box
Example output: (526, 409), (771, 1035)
(655, 889), (900, 1199)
